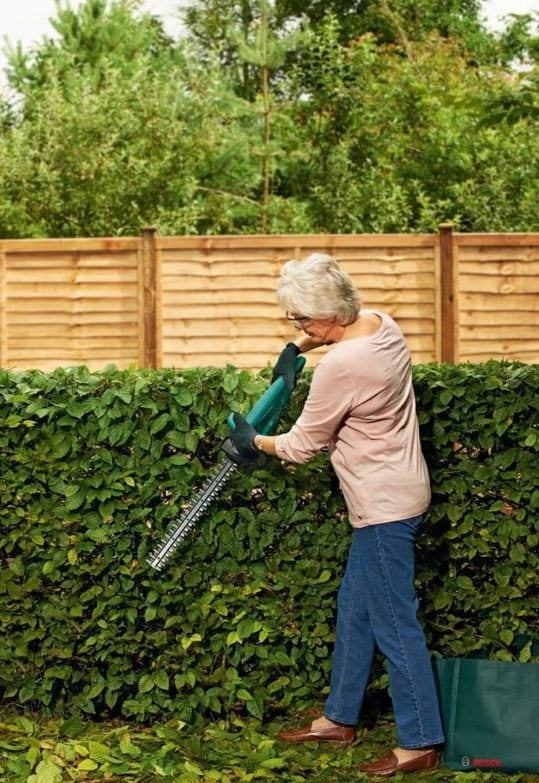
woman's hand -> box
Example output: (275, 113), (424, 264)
(271, 343), (301, 390)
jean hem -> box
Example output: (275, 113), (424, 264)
(398, 738), (445, 750)
(323, 712), (357, 727)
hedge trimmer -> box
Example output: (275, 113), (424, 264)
(146, 356), (306, 571)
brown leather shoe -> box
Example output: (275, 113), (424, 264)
(277, 720), (355, 744)
(360, 749), (438, 776)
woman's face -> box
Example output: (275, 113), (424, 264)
(288, 312), (343, 344)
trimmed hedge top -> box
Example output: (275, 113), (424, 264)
(0, 361), (537, 721)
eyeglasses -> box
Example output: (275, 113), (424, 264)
(285, 311), (312, 325)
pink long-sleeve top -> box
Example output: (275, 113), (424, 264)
(275, 310), (431, 527)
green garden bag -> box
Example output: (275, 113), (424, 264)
(433, 655), (539, 773)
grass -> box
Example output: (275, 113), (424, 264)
(0, 707), (537, 783)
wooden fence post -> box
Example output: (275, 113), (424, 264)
(141, 226), (159, 369)
(438, 223), (457, 363)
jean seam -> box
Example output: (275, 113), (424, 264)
(374, 525), (426, 747)
(329, 552), (364, 721)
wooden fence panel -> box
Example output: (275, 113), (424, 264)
(159, 235), (438, 369)
(455, 234), (539, 363)
(0, 240), (142, 372)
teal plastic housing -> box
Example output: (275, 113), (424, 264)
(226, 356), (306, 436)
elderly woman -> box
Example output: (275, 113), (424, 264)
(228, 254), (444, 776)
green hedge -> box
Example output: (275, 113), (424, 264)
(0, 361), (537, 722)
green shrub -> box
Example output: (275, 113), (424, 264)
(0, 361), (537, 722)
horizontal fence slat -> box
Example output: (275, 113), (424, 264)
(0, 238), (140, 252)
(7, 300), (138, 313)
(9, 312), (139, 325)
(10, 347), (138, 359)
(5, 253), (138, 270)
(459, 276), (537, 295)
(8, 283), (138, 298)
(458, 248), (539, 263)
(460, 338), (538, 352)
(454, 233), (539, 246)
(10, 323), (138, 338)
(7, 269), (138, 284)
(459, 350), (539, 362)
(459, 261), (539, 276)
(460, 310), (537, 326)
(162, 259), (280, 275)
(9, 336), (139, 349)
(459, 293), (538, 311)
(157, 234), (437, 250)
(460, 325), (539, 339)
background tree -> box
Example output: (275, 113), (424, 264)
(277, 13), (539, 232)
(275, 0), (537, 66)
(0, 0), (537, 237)
(5, 0), (177, 101)
(496, 11), (539, 65)
(229, 0), (305, 229)
(182, 0), (261, 100)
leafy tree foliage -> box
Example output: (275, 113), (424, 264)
(5, 0), (176, 97)
(496, 11), (539, 65)
(1, 66), (198, 236)
(188, 0), (487, 52)
(278, 17), (539, 232)
(0, 0), (537, 236)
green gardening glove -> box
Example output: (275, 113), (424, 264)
(222, 413), (268, 469)
(271, 343), (302, 391)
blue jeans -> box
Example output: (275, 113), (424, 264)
(323, 515), (445, 749)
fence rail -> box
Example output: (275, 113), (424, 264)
(0, 226), (537, 371)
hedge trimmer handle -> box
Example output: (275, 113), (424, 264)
(227, 355), (306, 436)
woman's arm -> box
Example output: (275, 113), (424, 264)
(252, 332), (337, 458)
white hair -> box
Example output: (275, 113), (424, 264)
(277, 253), (361, 325)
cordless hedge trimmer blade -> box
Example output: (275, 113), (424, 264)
(146, 459), (237, 571)
(147, 355), (305, 570)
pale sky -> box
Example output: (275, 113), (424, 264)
(0, 0), (537, 85)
